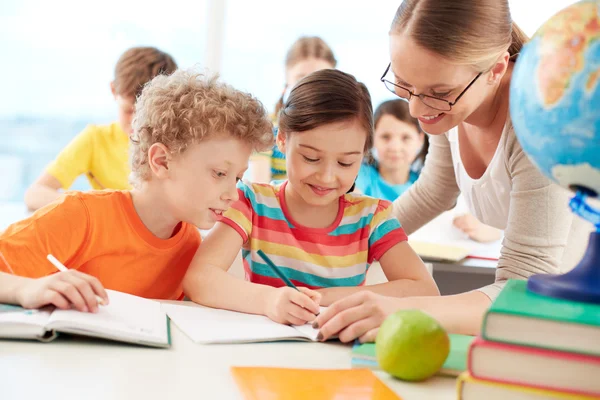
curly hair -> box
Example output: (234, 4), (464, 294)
(113, 46), (178, 98)
(130, 69), (274, 184)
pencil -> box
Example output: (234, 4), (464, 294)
(256, 250), (320, 317)
(46, 254), (106, 306)
(256, 250), (298, 290)
(0, 250), (15, 274)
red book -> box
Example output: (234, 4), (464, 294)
(468, 337), (600, 397)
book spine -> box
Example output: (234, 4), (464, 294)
(469, 338), (600, 397)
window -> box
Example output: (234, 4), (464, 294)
(0, 0), (207, 201)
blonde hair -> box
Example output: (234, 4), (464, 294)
(391, 0), (528, 71)
(274, 36), (337, 117)
(130, 69), (274, 184)
(113, 47), (178, 98)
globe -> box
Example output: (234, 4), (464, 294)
(510, 0), (600, 196)
(510, 0), (600, 304)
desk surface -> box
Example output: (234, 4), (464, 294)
(409, 208), (500, 275)
(0, 304), (457, 400)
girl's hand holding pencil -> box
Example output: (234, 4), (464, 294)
(256, 250), (321, 325)
(264, 286), (321, 326)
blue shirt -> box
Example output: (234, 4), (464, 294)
(355, 163), (419, 202)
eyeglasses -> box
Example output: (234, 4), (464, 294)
(380, 63), (482, 112)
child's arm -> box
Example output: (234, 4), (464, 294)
(24, 125), (94, 211)
(183, 222), (320, 325)
(317, 242), (439, 306)
(0, 271), (108, 312)
(24, 173), (63, 211)
(453, 213), (503, 243)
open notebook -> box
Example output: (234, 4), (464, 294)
(0, 290), (170, 348)
(409, 205), (502, 262)
(162, 303), (325, 344)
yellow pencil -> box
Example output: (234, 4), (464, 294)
(46, 254), (106, 306)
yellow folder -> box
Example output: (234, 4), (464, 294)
(231, 367), (402, 400)
(409, 240), (471, 262)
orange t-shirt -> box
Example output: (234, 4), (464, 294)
(0, 191), (201, 300)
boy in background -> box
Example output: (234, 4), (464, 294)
(0, 69), (274, 312)
(24, 47), (177, 211)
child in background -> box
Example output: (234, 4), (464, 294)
(250, 36), (337, 183)
(358, 100), (501, 243)
(0, 70), (273, 312)
(24, 47), (177, 211)
(356, 99), (427, 201)
(183, 69), (439, 326)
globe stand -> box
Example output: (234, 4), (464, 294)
(527, 190), (600, 304)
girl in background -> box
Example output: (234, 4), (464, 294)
(251, 36), (337, 182)
(356, 99), (427, 201)
(358, 99), (500, 243)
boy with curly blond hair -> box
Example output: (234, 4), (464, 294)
(0, 70), (274, 312)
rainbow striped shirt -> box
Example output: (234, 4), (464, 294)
(220, 180), (408, 289)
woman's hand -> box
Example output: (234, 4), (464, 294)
(314, 291), (405, 343)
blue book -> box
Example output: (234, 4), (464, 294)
(351, 334), (475, 377)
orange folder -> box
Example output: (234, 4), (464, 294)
(231, 367), (402, 400)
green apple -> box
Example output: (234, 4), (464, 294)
(376, 309), (450, 381)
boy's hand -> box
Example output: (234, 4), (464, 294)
(265, 287), (321, 326)
(15, 270), (109, 313)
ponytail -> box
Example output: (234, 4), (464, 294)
(508, 22), (529, 58)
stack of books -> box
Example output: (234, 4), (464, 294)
(458, 279), (600, 399)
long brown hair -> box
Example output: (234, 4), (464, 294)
(371, 99), (429, 168)
(274, 36), (337, 118)
(278, 69), (373, 153)
(391, 0), (528, 70)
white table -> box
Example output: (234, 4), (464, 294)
(0, 305), (457, 400)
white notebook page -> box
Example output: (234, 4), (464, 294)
(162, 303), (323, 344)
(47, 290), (168, 343)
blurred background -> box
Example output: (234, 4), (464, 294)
(0, 0), (578, 202)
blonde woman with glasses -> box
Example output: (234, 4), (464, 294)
(314, 0), (591, 341)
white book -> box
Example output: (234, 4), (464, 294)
(0, 290), (170, 348)
(162, 303), (325, 344)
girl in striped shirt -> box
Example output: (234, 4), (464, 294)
(183, 69), (439, 326)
